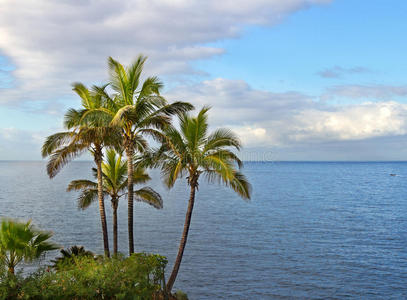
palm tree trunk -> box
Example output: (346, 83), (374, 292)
(126, 144), (135, 255)
(8, 266), (14, 275)
(166, 181), (197, 292)
(112, 198), (118, 255)
(95, 148), (110, 257)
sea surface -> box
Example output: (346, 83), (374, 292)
(0, 161), (406, 299)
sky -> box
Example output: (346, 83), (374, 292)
(1, 0), (407, 161)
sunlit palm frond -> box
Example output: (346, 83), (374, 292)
(227, 171), (251, 200)
(108, 57), (129, 103)
(128, 55), (147, 98)
(205, 149), (243, 169)
(72, 82), (92, 109)
(138, 76), (163, 101)
(156, 106), (251, 199)
(66, 180), (98, 192)
(110, 105), (135, 127)
(203, 128), (241, 153)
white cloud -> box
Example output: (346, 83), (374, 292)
(166, 79), (407, 148)
(3, 78), (407, 160)
(0, 0), (330, 106)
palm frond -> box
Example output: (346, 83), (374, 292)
(67, 180), (97, 192)
(64, 108), (84, 129)
(205, 149), (243, 168)
(77, 189), (99, 210)
(108, 56), (129, 103)
(46, 142), (87, 178)
(110, 105), (136, 127)
(138, 76), (163, 100)
(128, 55), (147, 98)
(72, 82), (92, 109)
(134, 187), (163, 209)
(41, 132), (74, 158)
(203, 128), (241, 153)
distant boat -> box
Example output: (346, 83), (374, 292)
(390, 174), (397, 176)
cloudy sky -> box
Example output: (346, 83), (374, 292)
(1, 0), (407, 161)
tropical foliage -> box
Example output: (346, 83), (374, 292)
(104, 56), (193, 254)
(35, 54), (251, 296)
(144, 107), (251, 291)
(67, 149), (163, 255)
(0, 254), (168, 299)
(0, 219), (58, 274)
(51, 245), (95, 270)
(42, 83), (122, 257)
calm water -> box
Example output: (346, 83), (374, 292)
(0, 161), (406, 299)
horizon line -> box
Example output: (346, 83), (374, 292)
(2, 160), (407, 163)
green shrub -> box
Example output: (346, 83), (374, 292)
(0, 253), (168, 299)
(174, 290), (189, 300)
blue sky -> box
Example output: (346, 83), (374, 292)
(1, 0), (407, 160)
(194, 0), (407, 95)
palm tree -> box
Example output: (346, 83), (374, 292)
(0, 219), (58, 274)
(42, 83), (121, 257)
(67, 149), (163, 255)
(147, 107), (251, 292)
(105, 55), (193, 254)
(51, 245), (94, 270)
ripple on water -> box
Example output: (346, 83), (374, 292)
(0, 161), (407, 299)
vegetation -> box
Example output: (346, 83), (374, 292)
(42, 83), (122, 257)
(0, 219), (58, 274)
(4, 54), (250, 297)
(51, 245), (95, 270)
(145, 107), (251, 291)
(104, 56), (193, 254)
(67, 149), (163, 255)
(0, 254), (168, 299)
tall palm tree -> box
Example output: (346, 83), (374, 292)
(104, 55), (193, 254)
(42, 83), (121, 257)
(67, 149), (163, 255)
(147, 107), (251, 292)
(0, 219), (58, 274)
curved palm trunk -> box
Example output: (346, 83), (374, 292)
(95, 148), (110, 257)
(112, 197), (119, 255)
(126, 145), (135, 254)
(166, 180), (197, 292)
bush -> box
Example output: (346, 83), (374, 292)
(174, 290), (189, 300)
(0, 253), (168, 299)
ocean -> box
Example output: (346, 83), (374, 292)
(0, 161), (406, 299)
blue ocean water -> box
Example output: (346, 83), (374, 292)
(0, 161), (406, 299)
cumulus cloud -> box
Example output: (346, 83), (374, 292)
(317, 66), (371, 78)
(3, 77), (407, 160)
(0, 0), (330, 106)
(165, 79), (407, 149)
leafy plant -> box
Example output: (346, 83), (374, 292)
(0, 253), (168, 299)
(0, 219), (58, 274)
(51, 245), (94, 270)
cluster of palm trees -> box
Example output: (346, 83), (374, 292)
(42, 55), (251, 292)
